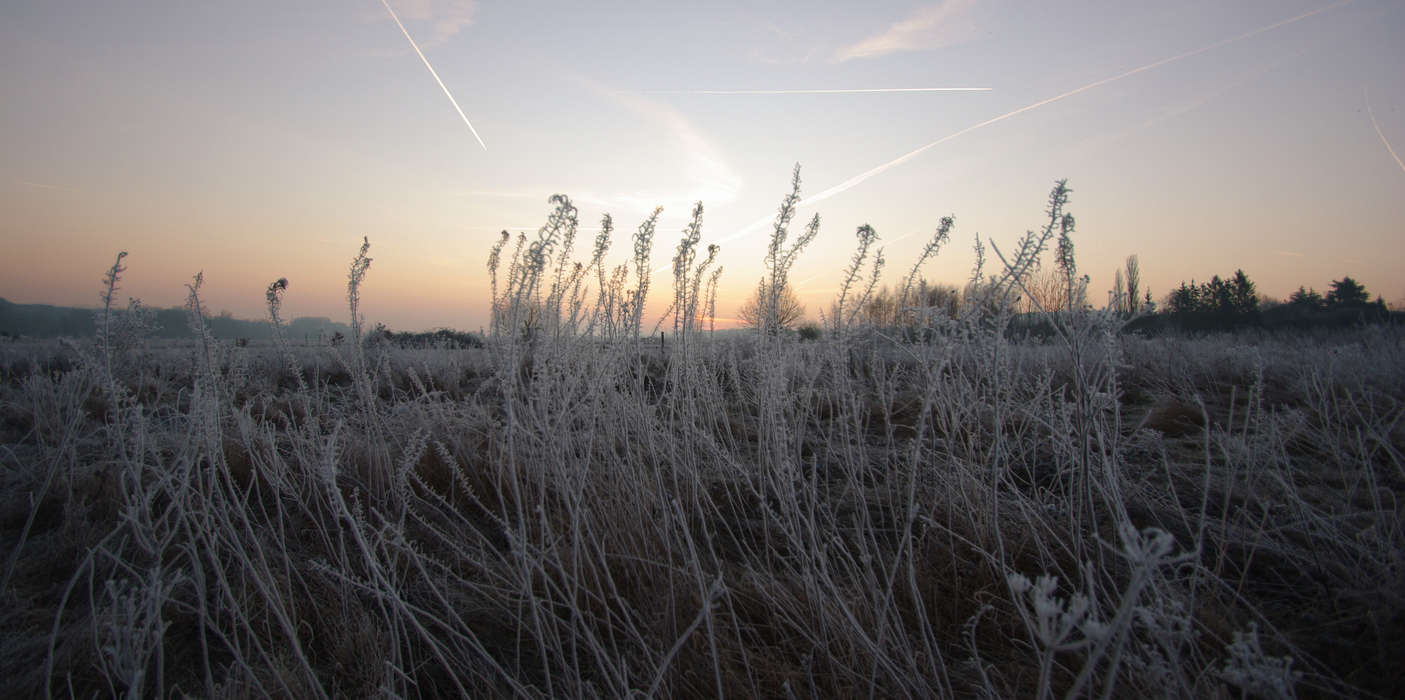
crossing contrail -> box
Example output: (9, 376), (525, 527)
(709, 0), (1355, 247)
(611, 88), (991, 94)
(1366, 88), (1405, 176)
(380, 0), (486, 150)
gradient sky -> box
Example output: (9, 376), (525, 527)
(2, 0), (1402, 330)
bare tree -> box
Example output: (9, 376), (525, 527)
(738, 280), (806, 333)
(1017, 269), (1070, 314)
(1125, 255), (1141, 314)
(916, 279), (962, 319)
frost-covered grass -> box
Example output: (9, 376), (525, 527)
(1, 177), (1401, 699)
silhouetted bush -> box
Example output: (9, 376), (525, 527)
(386, 328), (484, 348)
(1261, 276), (1394, 330)
(1262, 300), (1394, 330)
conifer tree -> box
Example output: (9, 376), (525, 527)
(1325, 276), (1369, 307)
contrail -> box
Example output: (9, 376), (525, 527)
(380, 0), (487, 150)
(885, 226), (928, 246)
(12, 180), (123, 197)
(611, 88), (991, 94)
(1366, 88), (1405, 176)
(708, 0), (1355, 247)
(10, 180), (174, 206)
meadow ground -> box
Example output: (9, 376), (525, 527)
(1, 320), (1401, 699)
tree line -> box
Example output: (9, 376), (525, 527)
(0, 297), (353, 343)
(1158, 273), (1395, 332)
(732, 265), (1397, 338)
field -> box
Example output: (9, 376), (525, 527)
(1, 183), (1402, 699)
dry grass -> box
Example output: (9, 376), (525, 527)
(1, 181), (1402, 699)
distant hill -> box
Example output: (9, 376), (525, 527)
(0, 298), (352, 341)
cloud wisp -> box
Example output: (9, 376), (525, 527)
(591, 87), (744, 214)
(388, 0), (477, 49)
(379, 0), (487, 150)
(711, 0), (1355, 248)
(834, 0), (984, 62)
(1366, 88), (1405, 177)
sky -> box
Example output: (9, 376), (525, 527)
(2, 0), (1402, 331)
